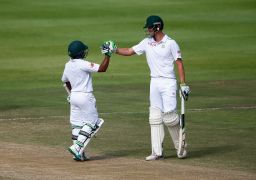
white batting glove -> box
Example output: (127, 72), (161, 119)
(101, 40), (117, 57)
(180, 83), (191, 101)
(67, 95), (70, 103)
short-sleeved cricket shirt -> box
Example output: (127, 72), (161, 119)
(61, 59), (100, 93)
(132, 35), (182, 79)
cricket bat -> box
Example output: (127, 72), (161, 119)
(178, 89), (186, 156)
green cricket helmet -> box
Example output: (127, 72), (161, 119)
(68, 40), (88, 59)
(143, 15), (164, 30)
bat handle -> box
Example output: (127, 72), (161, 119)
(180, 89), (185, 129)
(180, 90), (185, 114)
(181, 96), (185, 114)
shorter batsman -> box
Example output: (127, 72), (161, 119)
(61, 40), (116, 161)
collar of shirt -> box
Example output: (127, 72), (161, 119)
(149, 34), (169, 44)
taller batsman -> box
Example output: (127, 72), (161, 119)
(112, 15), (190, 160)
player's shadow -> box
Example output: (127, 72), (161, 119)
(89, 155), (116, 161)
(90, 148), (147, 161)
(90, 145), (236, 160)
(165, 145), (237, 159)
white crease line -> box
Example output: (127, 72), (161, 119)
(0, 106), (255, 121)
(0, 116), (67, 121)
(188, 106), (256, 112)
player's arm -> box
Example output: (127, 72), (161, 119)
(175, 58), (185, 84)
(98, 55), (111, 72)
(61, 71), (72, 94)
(176, 58), (191, 100)
(63, 81), (71, 103)
(65, 81), (72, 91)
(116, 48), (136, 56)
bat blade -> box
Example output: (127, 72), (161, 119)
(178, 90), (186, 156)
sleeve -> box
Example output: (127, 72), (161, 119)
(170, 40), (182, 61)
(132, 39), (147, 55)
(80, 60), (100, 73)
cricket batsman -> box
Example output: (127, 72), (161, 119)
(104, 15), (190, 160)
(61, 40), (116, 161)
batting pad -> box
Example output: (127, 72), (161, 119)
(79, 118), (104, 155)
(149, 107), (162, 125)
(163, 112), (180, 149)
(71, 126), (82, 144)
(167, 124), (180, 149)
(163, 111), (179, 127)
(149, 107), (164, 156)
(150, 124), (164, 156)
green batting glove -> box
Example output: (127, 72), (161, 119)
(101, 40), (117, 57)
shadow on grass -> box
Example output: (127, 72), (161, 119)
(91, 145), (237, 161)
(187, 145), (237, 159)
(90, 155), (116, 161)
(89, 150), (144, 161)
(163, 145), (237, 159)
(100, 148), (148, 158)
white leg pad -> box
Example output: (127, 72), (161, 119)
(163, 111), (180, 149)
(168, 124), (180, 149)
(82, 118), (104, 148)
(75, 123), (94, 152)
(150, 124), (164, 156)
(71, 125), (82, 144)
(149, 107), (164, 156)
(79, 118), (104, 155)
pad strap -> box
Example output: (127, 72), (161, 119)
(71, 125), (82, 141)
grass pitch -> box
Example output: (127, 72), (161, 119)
(0, 0), (255, 177)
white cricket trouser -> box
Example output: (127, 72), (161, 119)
(150, 77), (177, 112)
(70, 92), (99, 127)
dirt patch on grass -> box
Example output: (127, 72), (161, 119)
(0, 142), (255, 180)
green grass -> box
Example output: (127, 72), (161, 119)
(0, 0), (255, 173)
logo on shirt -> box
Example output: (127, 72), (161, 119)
(148, 42), (157, 47)
(148, 42), (165, 48)
(90, 63), (94, 68)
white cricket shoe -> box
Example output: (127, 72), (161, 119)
(68, 145), (81, 160)
(177, 149), (187, 159)
(145, 154), (164, 161)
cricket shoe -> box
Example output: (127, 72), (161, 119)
(145, 154), (164, 161)
(73, 152), (90, 161)
(177, 149), (187, 159)
(68, 145), (81, 160)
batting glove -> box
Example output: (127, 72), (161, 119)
(101, 40), (117, 57)
(67, 95), (70, 103)
(180, 83), (191, 101)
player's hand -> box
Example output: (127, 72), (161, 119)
(101, 40), (117, 57)
(67, 95), (70, 103)
(180, 83), (191, 101)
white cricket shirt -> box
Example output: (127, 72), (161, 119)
(132, 35), (181, 79)
(61, 59), (100, 93)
